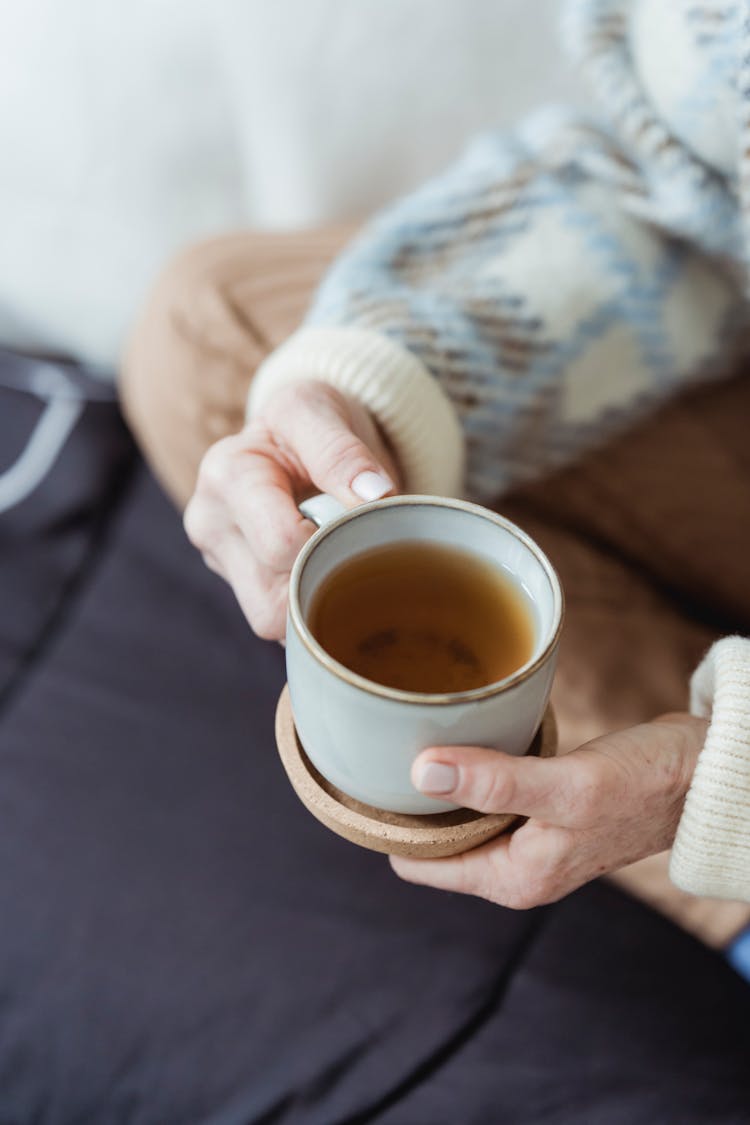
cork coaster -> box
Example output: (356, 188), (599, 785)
(275, 685), (558, 858)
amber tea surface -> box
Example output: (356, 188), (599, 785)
(308, 540), (535, 694)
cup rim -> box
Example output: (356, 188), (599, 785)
(288, 495), (564, 706)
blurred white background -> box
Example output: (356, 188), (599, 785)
(0, 0), (581, 368)
(218, 0), (582, 225)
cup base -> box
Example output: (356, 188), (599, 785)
(274, 684), (558, 859)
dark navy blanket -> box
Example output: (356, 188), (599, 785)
(1, 357), (748, 1123)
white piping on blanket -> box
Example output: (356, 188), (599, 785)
(0, 364), (84, 514)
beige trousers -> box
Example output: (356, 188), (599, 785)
(122, 228), (750, 948)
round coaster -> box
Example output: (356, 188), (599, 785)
(275, 686), (558, 858)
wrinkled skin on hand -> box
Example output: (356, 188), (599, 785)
(391, 714), (707, 909)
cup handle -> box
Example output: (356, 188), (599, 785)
(298, 493), (348, 529)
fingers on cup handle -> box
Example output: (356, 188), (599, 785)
(196, 432), (315, 572)
(219, 532), (291, 641)
(270, 387), (395, 507)
(185, 383), (397, 643)
(185, 434), (312, 641)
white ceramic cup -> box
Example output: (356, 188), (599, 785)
(286, 495), (563, 815)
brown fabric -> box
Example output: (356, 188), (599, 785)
(121, 230), (750, 947)
(121, 228), (355, 508)
(499, 381), (750, 948)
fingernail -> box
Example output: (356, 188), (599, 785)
(352, 470), (392, 502)
(414, 761), (458, 795)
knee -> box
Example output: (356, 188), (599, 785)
(123, 234), (265, 399)
(120, 234), (265, 506)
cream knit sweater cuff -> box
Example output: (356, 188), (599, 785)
(246, 326), (465, 497)
(670, 637), (750, 902)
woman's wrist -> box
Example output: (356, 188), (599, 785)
(655, 712), (707, 789)
(651, 712), (708, 849)
(246, 326), (465, 496)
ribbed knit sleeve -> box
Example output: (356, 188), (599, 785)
(247, 327), (464, 498)
(670, 638), (750, 901)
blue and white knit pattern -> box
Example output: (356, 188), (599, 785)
(306, 0), (750, 502)
(654, 1), (739, 173)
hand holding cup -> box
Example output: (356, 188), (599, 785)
(184, 380), (397, 641)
